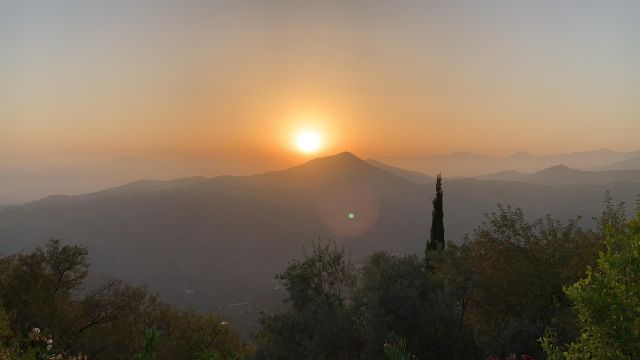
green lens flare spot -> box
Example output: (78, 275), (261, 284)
(347, 212), (355, 220)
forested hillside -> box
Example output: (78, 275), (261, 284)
(2, 153), (639, 337)
(2, 196), (639, 359)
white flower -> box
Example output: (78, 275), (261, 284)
(46, 344), (52, 350)
(47, 338), (54, 344)
(220, 321), (229, 326)
(32, 327), (41, 334)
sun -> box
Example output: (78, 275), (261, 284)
(295, 131), (322, 154)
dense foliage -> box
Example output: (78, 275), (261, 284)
(456, 205), (601, 357)
(0, 240), (247, 359)
(253, 202), (620, 359)
(541, 205), (640, 359)
(2, 195), (637, 359)
(253, 242), (360, 359)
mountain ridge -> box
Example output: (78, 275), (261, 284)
(377, 149), (640, 177)
(2, 151), (639, 336)
(588, 156), (640, 171)
(475, 164), (640, 186)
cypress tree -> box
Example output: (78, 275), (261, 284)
(427, 174), (445, 252)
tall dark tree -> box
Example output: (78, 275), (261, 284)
(427, 174), (445, 252)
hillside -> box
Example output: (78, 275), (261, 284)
(589, 156), (640, 171)
(1, 152), (639, 336)
(366, 159), (435, 184)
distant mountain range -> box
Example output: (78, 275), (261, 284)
(378, 149), (640, 177)
(588, 156), (640, 171)
(2, 149), (639, 205)
(475, 165), (640, 186)
(1, 152), (639, 336)
(366, 159), (435, 184)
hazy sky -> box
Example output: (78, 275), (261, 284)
(2, 0), (640, 167)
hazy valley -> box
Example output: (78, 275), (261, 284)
(2, 151), (639, 337)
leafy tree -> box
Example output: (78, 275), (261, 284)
(133, 327), (160, 360)
(460, 205), (600, 358)
(253, 241), (359, 360)
(71, 280), (164, 358)
(152, 309), (246, 360)
(0, 240), (247, 359)
(427, 174), (445, 252)
(0, 304), (16, 358)
(0, 239), (89, 340)
(354, 252), (477, 360)
(4, 197), (634, 360)
(383, 336), (412, 360)
(596, 190), (628, 235)
(542, 208), (640, 359)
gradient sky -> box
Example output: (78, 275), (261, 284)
(2, 0), (639, 167)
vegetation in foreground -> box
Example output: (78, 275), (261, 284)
(1, 193), (639, 359)
(0, 240), (248, 359)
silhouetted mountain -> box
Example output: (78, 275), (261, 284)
(1, 152), (639, 336)
(476, 164), (640, 185)
(472, 170), (526, 182)
(378, 149), (640, 177)
(0, 152), (427, 335)
(366, 159), (435, 184)
(0, 157), (283, 205)
(28, 177), (208, 208)
(589, 156), (640, 171)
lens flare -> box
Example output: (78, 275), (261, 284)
(317, 186), (379, 237)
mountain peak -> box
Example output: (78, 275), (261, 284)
(532, 164), (578, 176)
(328, 151), (360, 160)
(256, 151), (414, 186)
(298, 151), (363, 168)
(545, 164), (573, 171)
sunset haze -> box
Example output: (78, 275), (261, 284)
(3, 0), (639, 163)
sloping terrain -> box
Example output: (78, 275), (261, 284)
(378, 149), (640, 177)
(1, 152), (639, 335)
(476, 165), (640, 185)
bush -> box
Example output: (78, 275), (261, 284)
(0, 240), (247, 359)
(541, 210), (640, 359)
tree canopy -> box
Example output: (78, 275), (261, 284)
(0, 240), (247, 359)
(542, 208), (640, 359)
(1, 194), (637, 360)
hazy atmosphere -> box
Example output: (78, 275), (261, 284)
(2, 0), (640, 203)
(1, 1), (640, 359)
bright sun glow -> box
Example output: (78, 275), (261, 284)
(296, 131), (322, 153)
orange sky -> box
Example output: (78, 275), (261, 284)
(2, 1), (639, 169)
